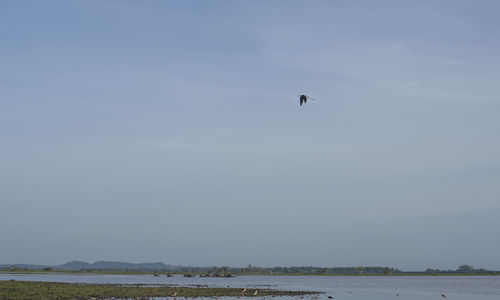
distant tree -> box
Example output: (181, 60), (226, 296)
(43, 267), (52, 271)
(357, 266), (364, 274)
(383, 268), (393, 275)
(425, 268), (441, 273)
(457, 264), (474, 273)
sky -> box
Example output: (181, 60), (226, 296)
(1, 1), (499, 271)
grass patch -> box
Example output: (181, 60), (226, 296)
(0, 280), (318, 300)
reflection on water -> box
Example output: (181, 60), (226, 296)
(1, 274), (500, 299)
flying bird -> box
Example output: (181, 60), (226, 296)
(441, 293), (447, 299)
(299, 94), (315, 106)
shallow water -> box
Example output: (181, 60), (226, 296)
(1, 273), (499, 299)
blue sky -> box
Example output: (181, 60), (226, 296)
(1, 1), (499, 270)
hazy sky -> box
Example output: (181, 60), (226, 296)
(1, 1), (499, 271)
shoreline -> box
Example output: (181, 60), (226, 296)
(0, 280), (318, 300)
(1, 270), (499, 276)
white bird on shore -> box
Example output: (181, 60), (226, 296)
(253, 290), (258, 296)
(172, 291), (177, 297)
(242, 288), (247, 293)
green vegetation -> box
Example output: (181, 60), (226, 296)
(383, 268), (393, 275)
(0, 280), (318, 300)
(1, 263), (499, 276)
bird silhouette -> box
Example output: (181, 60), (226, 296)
(441, 293), (447, 299)
(299, 94), (315, 106)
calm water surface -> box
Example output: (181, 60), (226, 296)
(1, 274), (499, 299)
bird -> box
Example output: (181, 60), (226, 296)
(328, 296), (333, 299)
(242, 288), (247, 293)
(172, 291), (177, 297)
(253, 290), (258, 296)
(440, 293), (447, 299)
(299, 94), (315, 106)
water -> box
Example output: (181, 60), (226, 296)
(1, 273), (499, 299)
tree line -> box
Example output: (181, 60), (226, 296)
(3, 263), (497, 275)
